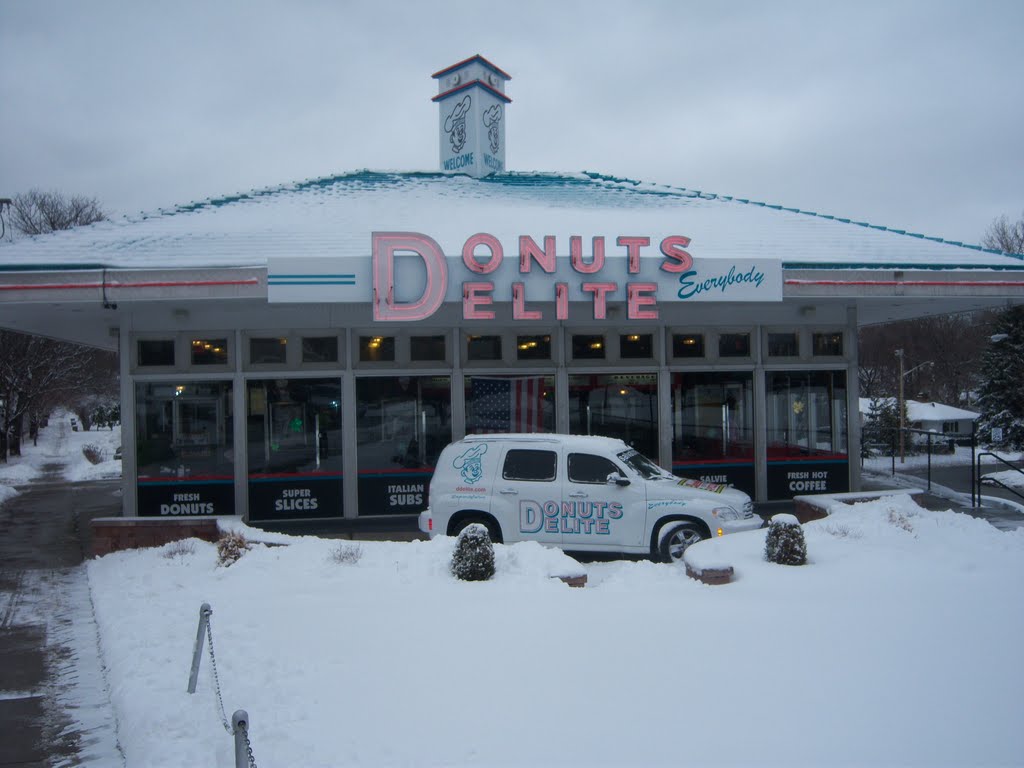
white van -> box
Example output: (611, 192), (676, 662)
(418, 434), (762, 561)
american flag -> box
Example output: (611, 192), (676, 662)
(471, 376), (545, 433)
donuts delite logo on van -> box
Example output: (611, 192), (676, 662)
(520, 499), (624, 535)
(453, 444), (487, 489)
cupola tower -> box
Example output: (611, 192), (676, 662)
(432, 55), (511, 178)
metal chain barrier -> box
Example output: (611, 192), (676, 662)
(187, 603), (260, 767)
(205, 616), (232, 734)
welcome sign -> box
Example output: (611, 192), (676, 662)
(268, 233), (783, 319)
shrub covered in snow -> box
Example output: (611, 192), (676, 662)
(162, 539), (196, 559)
(765, 514), (807, 566)
(82, 443), (104, 464)
(450, 523), (496, 581)
(217, 531), (251, 567)
(329, 541), (362, 565)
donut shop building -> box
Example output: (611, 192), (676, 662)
(1, 55), (1021, 524)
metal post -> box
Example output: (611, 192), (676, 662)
(187, 603), (212, 694)
(926, 432), (932, 491)
(232, 710), (250, 768)
(971, 420), (977, 508)
(896, 349), (905, 463)
(890, 430), (895, 476)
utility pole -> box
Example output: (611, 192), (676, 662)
(894, 350), (932, 465)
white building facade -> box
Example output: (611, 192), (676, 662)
(1, 56), (1021, 523)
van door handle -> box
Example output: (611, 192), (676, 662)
(569, 491), (588, 498)
(499, 488), (518, 495)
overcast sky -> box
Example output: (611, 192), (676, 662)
(2, 0), (1021, 245)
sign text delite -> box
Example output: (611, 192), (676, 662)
(372, 232), (698, 322)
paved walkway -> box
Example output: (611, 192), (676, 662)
(0, 458), (123, 767)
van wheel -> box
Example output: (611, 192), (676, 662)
(658, 522), (705, 563)
(453, 516), (503, 544)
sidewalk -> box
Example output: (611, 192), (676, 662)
(862, 466), (1024, 531)
(0, 471), (124, 767)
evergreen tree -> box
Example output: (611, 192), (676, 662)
(861, 397), (899, 457)
(976, 306), (1024, 449)
(450, 523), (496, 581)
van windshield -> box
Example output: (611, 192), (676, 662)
(617, 449), (673, 480)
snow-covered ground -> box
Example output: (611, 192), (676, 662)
(86, 497), (1024, 767)
(5, 417), (1024, 765)
(0, 408), (121, 504)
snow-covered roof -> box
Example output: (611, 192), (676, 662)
(859, 397), (980, 422)
(1, 170), (1020, 271)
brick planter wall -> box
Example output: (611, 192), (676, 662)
(91, 517), (221, 557)
(792, 489), (925, 524)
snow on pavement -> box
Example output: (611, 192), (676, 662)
(6, 417), (1024, 765)
(89, 498), (1024, 767)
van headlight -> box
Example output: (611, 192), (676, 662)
(712, 506), (741, 521)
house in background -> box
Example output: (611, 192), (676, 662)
(859, 397), (980, 443)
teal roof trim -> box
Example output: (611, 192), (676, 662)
(782, 261), (1024, 271)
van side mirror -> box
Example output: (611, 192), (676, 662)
(607, 472), (631, 487)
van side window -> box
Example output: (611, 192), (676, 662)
(502, 449), (557, 482)
(568, 453), (620, 484)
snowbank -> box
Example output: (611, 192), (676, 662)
(87, 494), (1024, 767)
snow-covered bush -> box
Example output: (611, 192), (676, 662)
(217, 531), (251, 567)
(450, 523), (496, 581)
(82, 443), (103, 464)
(163, 539), (196, 559)
(329, 541), (362, 565)
(765, 514), (807, 566)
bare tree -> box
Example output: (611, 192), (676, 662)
(0, 189), (115, 460)
(0, 330), (114, 459)
(983, 212), (1024, 255)
(9, 189), (107, 236)
(858, 312), (994, 407)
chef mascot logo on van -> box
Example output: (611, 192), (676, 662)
(453, 444), (487, 484)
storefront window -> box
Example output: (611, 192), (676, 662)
(568, 373), (657, 458)
(135, 381), (234, 516)
(671, 372), (755, 496)
(467, 335), (501, 361)
(411, 335), (447, 361)
(516, 335), (551, 361)
(672, 333), (704, 359)
(465, 375), (555, 434)
(812, 332), (844, 356)
(572, 335), (605, 360)
(766, 370), (849, 498)
(718, 332), (750, 358)
(191, 338), (228, 365)
(620, 334), (653, 359)
(767, 332), (799, 357)
(360, 335), (394, 362)
(355, 376), (451, 516)
(246, 378), (342, 521)
(302, 336), (338, 364)
(138, 339), (175, 367)
(250, 337), (287, 365)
